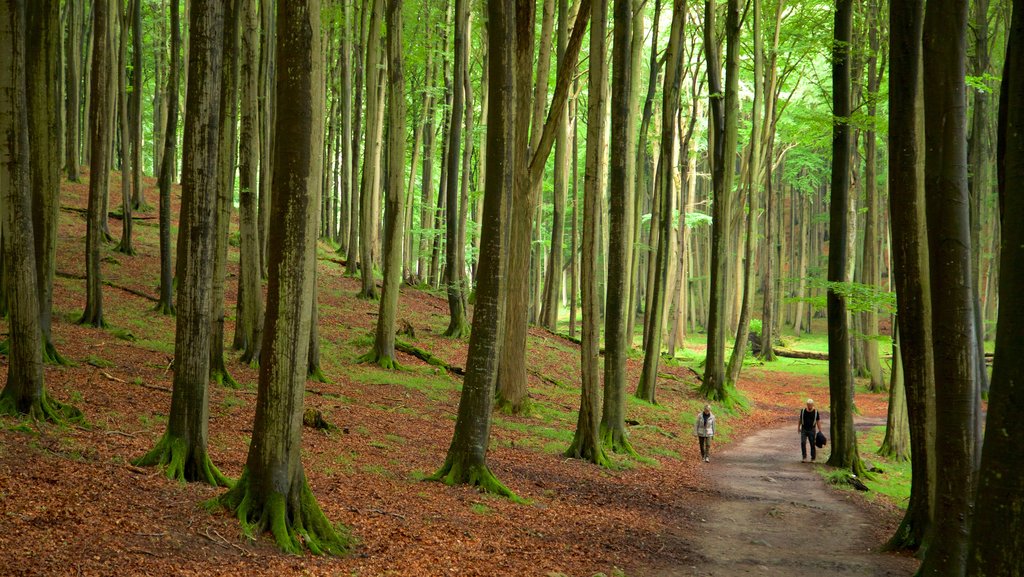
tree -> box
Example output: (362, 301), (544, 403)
(360, 0), (407, 368)
(429, 0), (518, 498)
(79, 0), (112, 328)
(116, 0), (134, 256)
(134, 0), (229, 487)
(156, 0), (181, 316)
(64, 0), (82, 182)
(210, 0), (240, 387)
(917, 0), (981, 573)
(567, 0), (610, 467)
(878, 325), (910, 461)
(26, 0), (68, 363)
(218, 0), (349, 554)
(699, 0), (741, 402)
(442, 0), (470, 338)
(237, 0), (264, 363)
(824, 0), (866, 477)
(129, 0), (144, 209)
(0, 0), (82, 423)
(357, 0), (383, 299)
(967, 4), (1024, 571)
(598, 0), (636, 455)
(885, 0), (935, 551)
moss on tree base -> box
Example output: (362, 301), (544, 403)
(43, 340), (73, 366)
(153, 301), (176, 316)
(442, 320), (470, 339)
(565, 437), (612, 468)
(212, 368), (240, 389)
(308, 365), (329, 383)
(428, 457), (522, 502)
(356, 349), (402, 371)
(0, 388), (83, 425)
(493, 394), (532, 417)
(216, 468), (351, 555)
(600, 424), (638, 457)
(133, 433), (232, 486)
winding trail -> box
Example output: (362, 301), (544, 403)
(659, 422), (918, 576)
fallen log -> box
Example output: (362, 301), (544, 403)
(773, 348), (829, 361)
(395, 341), (465, 376)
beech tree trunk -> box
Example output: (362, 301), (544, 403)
(134, 0), (228, 486)
(825, 0), (865, 477)
(358, 0), (383, 299)
(918, 0), (981, 573)
(80, 0), (111, 328)
(116, 0), (133, 255)
(429, 0), (517, 497)
(362, 0), (408, 368)
(65, 0), (82, 181)
(0, 0), (81, 423)
(130, 0), (144, 208)
(967, 5), (1024, 570)
(443, 0), (470, 337)
(219, 0), (348, 554)
(860, 0), (884, 392)
(156, 0), (180, 316)
(237, 0), (264, 363)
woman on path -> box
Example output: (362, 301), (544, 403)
(798, 398), (822, 462)
(694, 405), (716, 463)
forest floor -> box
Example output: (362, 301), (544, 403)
(0, 172), (916, 576)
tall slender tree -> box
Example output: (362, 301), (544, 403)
(0, 0), (82, 423)
(430, 0), (518, 497)
(443, 0), (470, 337)
(237, 0), (264, 363)
(885, 0), (936, 551)
(699, 0), (741, 402)
(357, 0), (383, 299)
(156, 0), (181, 316)
(26, 0), (67, 363)
(967, 4), (1024, 571)
(64, 0), (82, 181)
(360, 0), (407, 368)
(825, 0), (866, 477)
(134, 0), (229, 487)
(599, 0), (636, 455)
(79, 0), (111, 328)
(567, 0), (610, 466)
(116, 0), (134, 256)
(917, 0), (981, 573)
(130, 0), (144, 208)
(219, 0), (349, 554)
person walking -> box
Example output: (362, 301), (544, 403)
(798, 398), (822, 462)
(694, 405), (716, 463)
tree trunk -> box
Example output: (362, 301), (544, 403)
(917, 0), (981, 573)
(358, 0), (383, 299)
(116, 0), (134, 255)
(338, 0), (353, 255)
(699, 0), (739, 401)
(429, 0), (518, 498)
(64, 0), (81, 181)
(134, 0), (228, 487)
(0, 0), (81, 423)
(345, 0), (368, 277)
(26, 0), (67, 363)
(156, 0), (180, 316)
(825, 0), (866, 477)
(130, 0), (144, 209)
(416, 48), (438, 283)
(637, 0), (686, 404)
(361, 0), (408, 368)
(598, 0), (635, 455)
(219, 0), (348, 554)
(257, 0), (276, 277)
(878, 323), (910, 461)
(566, 0), (610, 466)
(237, 0), (264, 363)
(569, 91), (579, 338)
(967, 5), (1024, 570)
(80, 0), (111, 328)
(443, 0), (470, 338)
(860, 0), (884, 392)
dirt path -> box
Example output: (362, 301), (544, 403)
(654, 422), (918, 576)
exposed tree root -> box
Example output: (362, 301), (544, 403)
(600, 424), (638, 457)
(115, 242), (137, 256)
(0, 388), (84, 425)
(133, 433), (232, 486)
(427, 457), (522, 502)
(43, 339), (74, 366)
(216, 468), (351, 555)
(153, 300), (176, 316)
(356, 288), (378, 301)
(394, 341), (463, 375)
(308, 365), (329, 383)
(883, 516), (926, 553)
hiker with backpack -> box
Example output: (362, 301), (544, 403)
(798, 399), (823, 463)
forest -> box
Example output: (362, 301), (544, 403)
(0, 0), (1021, 575)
